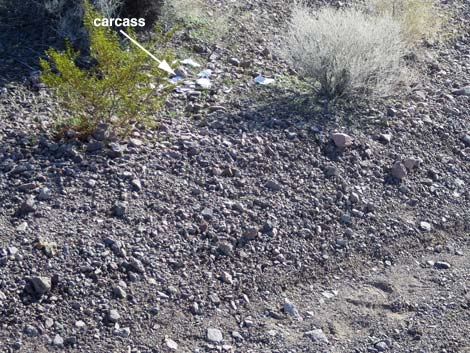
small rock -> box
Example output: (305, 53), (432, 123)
(265, 180), (282, 191)
(391, 161), (407, 180)
(304, 329), (328, 343)
(53, 334), (64, 347)
(331, 133), (353, 148)
(196, 78), (212, 90)
(419, 221), (432, 231)
(113, 327), (130, 337)
(112, 286), (127, 299)
(131, 179), (142, 191)
(379, 133), (392, 144)
(128, 257), (145, 273)
(37, 187), (52, 201)
(283, 299), (301, 319)
(165, 338), (178, 350)
(107, 143), (124, 158)
(461, 134), (470, 147)
(19, 197), (36, 214)
(107, 309), (120, 323)
(207, 328), (223, 343)
(30, 276), (51, 296)
(86, 141), (103, 153)
(434, 261), (451, 270)
(217, 242), (233, 256)
(221, 271), (233, 284)
(24, 325), (39, 337)
(452, 86), (470, 96)
(128, 138), (143, 148)
(375, 341), (388, 352)
(111, 202), (127, 217)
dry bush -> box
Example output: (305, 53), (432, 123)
(160, 0), (229, 45)
(282, 3), (408, 98)
(365, 0), (442, 45)
(38, 0), (123, 43)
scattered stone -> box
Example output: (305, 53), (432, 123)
(112, 286), (127, 299)
(30, 276), (51, 296)
(35, 238), (57, 257)
(111, 202), (127, 217)
(304, 329), (328, 343)
(128, 138), (143, 148)
(221, 271), (233, 284)
(128, 257), (145, 273)
(207, 328), (223, 343)
(108, 143), (124, 158)
(131, 179), (142, 191)
(461, 134), (470, 147)
(24, 325), (39, 337)
(419, 221), (432, 231)
(283, 299), (301, 319)
(325, 165), (338, 177)
(37, 187), (52, 201)
(217, 242), (233, 256)
(452, 86), (470, 96)
(113, 327), (130, 337)
(53, 334), (64, 347)
(391, 161), (407, 180)
(107, 309), (121, 323)
(331, 133), (353, 148)
(379, 133), (392, 144)
(375, 341), (388, 352)
(86, 141), (103, 153)
(404, 157), (421, 171)
(19, 197), (36, 214)
(265, 180), (282, 191)
(196, 78), (212, 90)
(434, 261), (451, 270)
(165, 338), (178, 350)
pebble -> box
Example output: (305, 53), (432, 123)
(165, 338), (178, 350)
(304, 329), (328, 343)
(434, 261), (451, 270)
(107, 309), (121, 323)
(131, 178), (142, 191)
(265, 180), (282, 191)
(24, 325), (39, 337)
(391, 161), (407, 180)
(217, 242), (233, 256)
(375, 341), (388, 352)
(452, 86), (470, 96)
(112, 286), (127, 299)
(111, 202), (127, 217)
(207, 328), (223, 343)
(19, 197), (36, 214)
(283, 299), (301, 319)
(37, 187), (52, 201)
(30, 276), (51, 296)
(53, 334), (64, 346)
(113, 327), (130, 337)
(419, 221), (432, 231)
(196, 78), (212, 90)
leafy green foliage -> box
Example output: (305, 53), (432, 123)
(40, 0), (174, 138)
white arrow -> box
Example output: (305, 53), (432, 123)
(119, 29), (175, 75)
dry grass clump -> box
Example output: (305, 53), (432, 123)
(282, 3), (408, 98)
(365, 0), (442, 45)
(160, 0), (229, 45)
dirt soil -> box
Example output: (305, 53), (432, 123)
(0, 0), (469, 352)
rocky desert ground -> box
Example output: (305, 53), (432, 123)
(0, 0), (469, 352)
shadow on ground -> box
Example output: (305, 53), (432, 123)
(0, 1), (61, 87)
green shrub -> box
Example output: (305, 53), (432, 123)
(40, 0), (174, 139)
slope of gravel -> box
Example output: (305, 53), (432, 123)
(0, 0), (469, 352)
